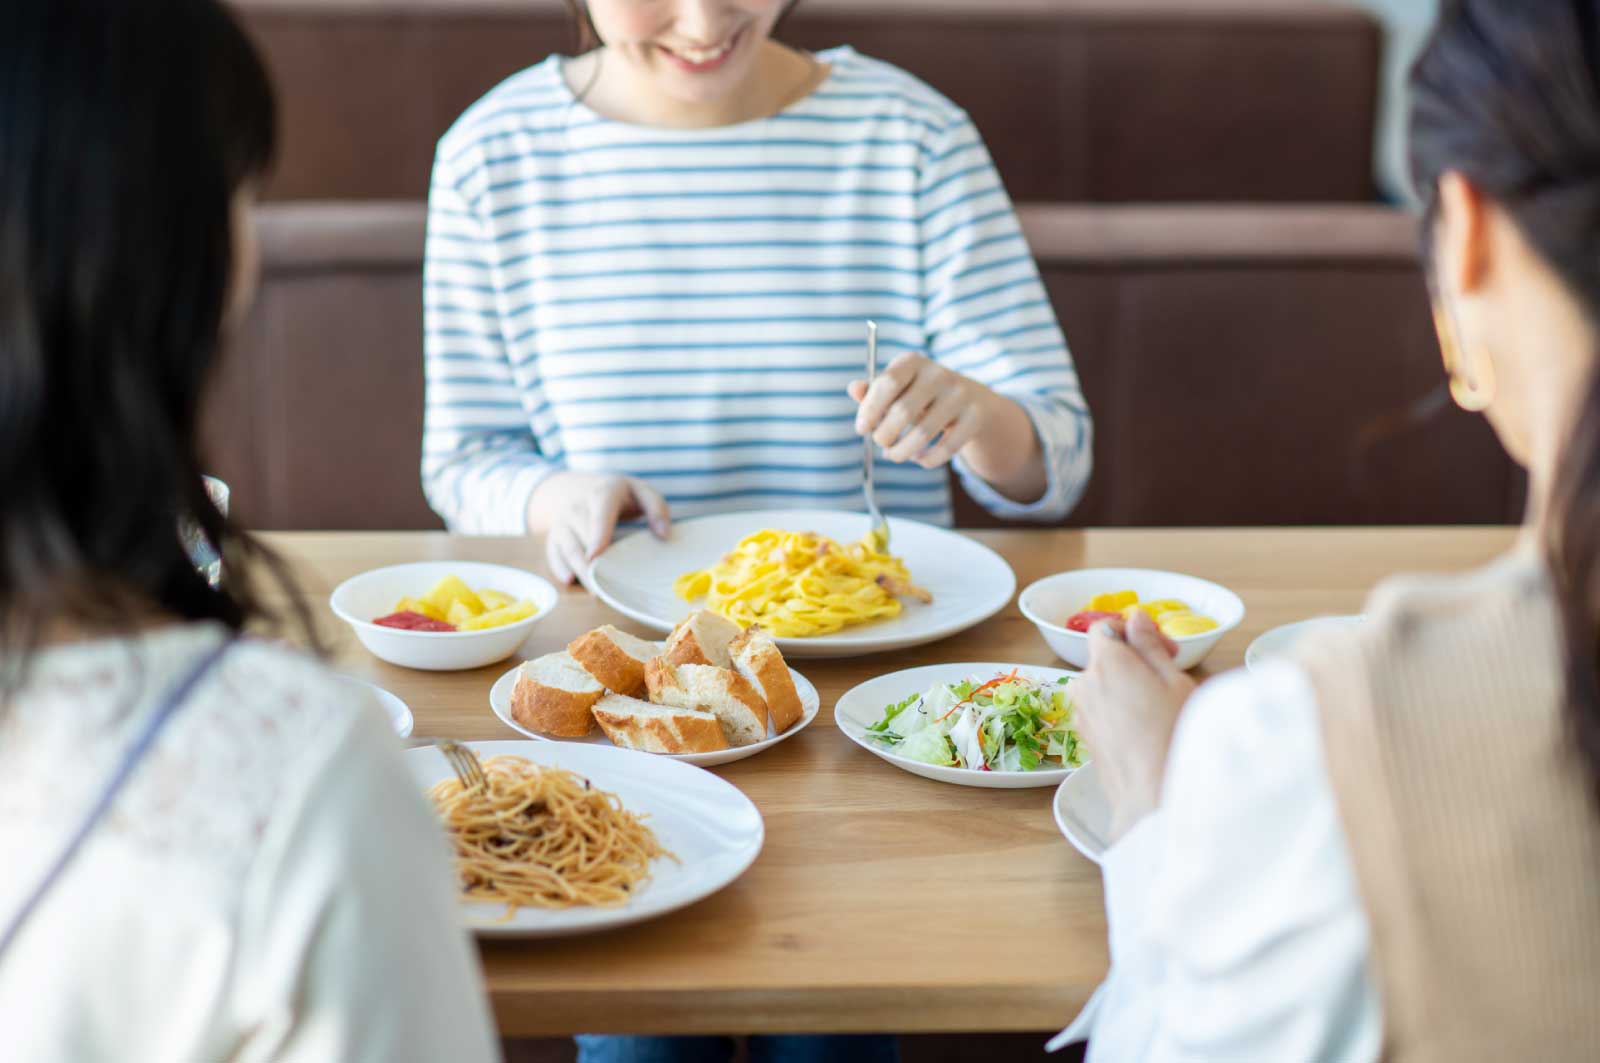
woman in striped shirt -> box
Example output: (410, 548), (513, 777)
(423, 0), (1093, 584)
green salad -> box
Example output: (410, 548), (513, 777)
(865, 669), (1083, 772)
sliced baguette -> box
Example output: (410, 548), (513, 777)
(646, 658), (769, 747)
(510, 651), (604, 737)
(591, 693), (728, 754)
(730, 626), (804, 734)
(567, 625), (662, 697)
(663, 609), (741, 669)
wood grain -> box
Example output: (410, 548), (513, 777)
(262, 526), (1518, 1036)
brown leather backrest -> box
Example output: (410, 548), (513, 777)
(231, 0), (1380, 204)
(209, 201), (1522, 531)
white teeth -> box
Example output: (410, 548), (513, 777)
(673, 41), (732, 64)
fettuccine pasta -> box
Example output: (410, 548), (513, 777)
(673, 528), (931, 637)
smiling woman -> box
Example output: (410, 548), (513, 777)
(421, 0), (1093, 587)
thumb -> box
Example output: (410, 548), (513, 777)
(1126, 610), (1183, 677)
(626, 477), (671, 539)
(847, 379), (868, 403)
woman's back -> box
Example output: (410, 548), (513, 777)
(0, 626), (498, 1061)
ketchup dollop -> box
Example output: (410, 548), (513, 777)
(373, 610), (457, 632)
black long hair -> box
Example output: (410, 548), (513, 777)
(1411, 0), (1600, 804)
(0, 0), (308, 671)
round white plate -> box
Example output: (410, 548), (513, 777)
(1245, 615), (1365, 672)
(834, 662), (1082, 789)
(1053, 762), (1110, 864)
(489, 663), (820, 767)
(586, 509), (1017, 659)
(338, 675), (414, 737)
(407, 740), (763, 938)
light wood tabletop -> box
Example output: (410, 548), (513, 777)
(264, 525), (1519, 1037)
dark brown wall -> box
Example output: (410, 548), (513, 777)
(232, 0), (1380, 204)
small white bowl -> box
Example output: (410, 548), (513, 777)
(1018, 567), (1245, 671)
(329, 561), (559, 671)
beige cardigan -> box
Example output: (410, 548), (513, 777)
(1299, 550), (1600, 1061)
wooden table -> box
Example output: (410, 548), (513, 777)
(266, 526), (1518, 1037)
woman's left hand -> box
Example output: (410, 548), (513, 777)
(1073, 611), (1197, 843)
(849, 351), (991, 468)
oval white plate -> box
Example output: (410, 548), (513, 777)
(407, 740), (763, 938)
(338, 675), (414, 737)
(834, 662), (1082, 789)
(1053, 762), (1110, 864)
(1245, 615), (1366, 672)
(489, 663), (820, 768)
(586, 509), (1016, 659)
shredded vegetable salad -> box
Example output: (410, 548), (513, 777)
(865, 670), (1083, 772)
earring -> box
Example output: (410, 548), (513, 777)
(1431, 299), (1498, 413)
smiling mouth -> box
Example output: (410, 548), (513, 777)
(658, 27), (744, 72)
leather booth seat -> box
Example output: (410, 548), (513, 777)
(208, 201), (1521, 531)
(232, 0), (1380, 203)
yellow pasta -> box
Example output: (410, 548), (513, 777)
(673, 528), (931, 637)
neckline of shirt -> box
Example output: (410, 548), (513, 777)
(548, 45), (856, 139)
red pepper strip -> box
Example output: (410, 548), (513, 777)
(937, 668), (1021, 723)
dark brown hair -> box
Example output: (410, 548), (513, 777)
(1411, 0), (1600, 804)
(559, 1), (802, 52)
(0, 0), (315, 682)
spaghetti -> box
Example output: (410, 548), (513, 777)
(427, 755), (673, 915)
(673, 528), (932, 638)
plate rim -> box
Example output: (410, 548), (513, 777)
(407, 739), (764, 937)
(1244, 614), (1366, 672)
(833, 660), (1083, 788)
(1052, 760), (1108, 864)
(487, 660), (821, 766)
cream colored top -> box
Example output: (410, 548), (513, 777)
(0, 625), (499, 1062)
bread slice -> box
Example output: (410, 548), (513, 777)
(567, 625), (661, 698)
(730, 626), (804, 734)
(645, 658), (769, 747)
(591, 693), (728, 754)
(663, 609), (741, 669)
(510, 651), (604, 737)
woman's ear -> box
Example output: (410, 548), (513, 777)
(1436, 170), (1491, 296)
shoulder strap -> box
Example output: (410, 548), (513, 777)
(0, 636), (233, 960)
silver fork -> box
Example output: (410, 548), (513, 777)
(439, 739), (488, 790)
(862, 320), (890, 551)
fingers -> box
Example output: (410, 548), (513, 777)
(581, 481), (629, 563)
(915, 404), (980, 468)
(885, 385), (965, 464)
(1125, 611), (1184, 677)
(853, 352), (924, 441)
(546, 521), (586, 586)
(627, 477), (672, 538)
(847, 379), (869, 403)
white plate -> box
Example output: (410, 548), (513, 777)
(1052, 761), (1110, 864)
(1245, 615), (1366, 672)
(834, 662), (1082, 789)
(586, 509), (1016, 659)
(489, 663), (821, 767)
(338, 676), (414, 737)
(407, 740), (763, 938)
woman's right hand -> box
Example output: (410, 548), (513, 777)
(525, 472), (670, 587)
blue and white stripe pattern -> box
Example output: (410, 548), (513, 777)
(423, 47), (1091, 533)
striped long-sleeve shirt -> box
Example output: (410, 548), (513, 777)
(423, 47), (1091, 533)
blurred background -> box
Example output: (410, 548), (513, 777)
(216, 0), (1514, 544)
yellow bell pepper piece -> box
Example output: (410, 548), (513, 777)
(1160, 613), (1220, 638)
(458, 599), (538, 631)
(393, 596), (444, 622)
(1085, 590), (1138, 612)
(423, 575), (484, 618)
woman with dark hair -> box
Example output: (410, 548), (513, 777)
(0, 2), (497, 1058)
(1057, 2), (1600, 1059)
(421, 0), (1091, 584)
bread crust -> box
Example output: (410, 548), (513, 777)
(731, 628), (803, 734)
(591, 693), (728, 753)
(510, 654), (603, 738)
(647, 658), (769, 746)
(567, 626), (655, 697)
(663, 610), (740, 669)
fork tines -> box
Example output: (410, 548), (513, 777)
(439, 739), (488, 790)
